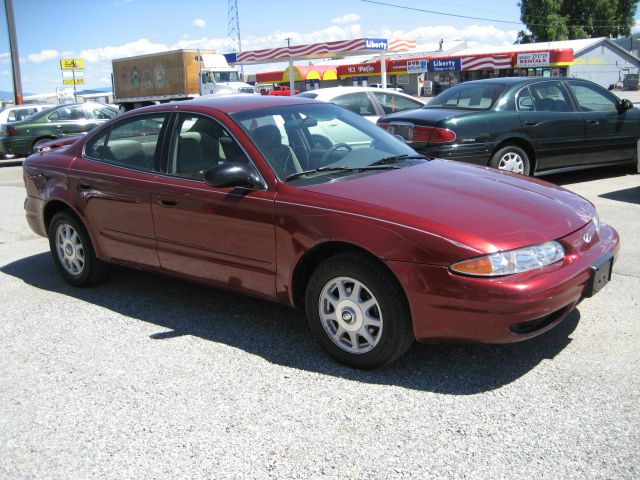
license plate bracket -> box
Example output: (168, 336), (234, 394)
(584, 253), (614, 298)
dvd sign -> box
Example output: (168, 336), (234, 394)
(517, 52), (550, 68)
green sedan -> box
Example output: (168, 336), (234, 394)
(378, 77), (639, 176)
(0, 102), (118, 157)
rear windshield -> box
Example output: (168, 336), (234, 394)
(428, 83), (505, 110)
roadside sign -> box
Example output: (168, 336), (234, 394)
(63, 78), (85, 85)
(407, 59), (427, 73)
(60, 58), (84, 70)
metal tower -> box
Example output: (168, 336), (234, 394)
(228, 0), (242, 76)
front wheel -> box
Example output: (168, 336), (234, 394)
(490, 145), (531, 175)
(48, 211), (109, 287)
(305, 252), (414, 369)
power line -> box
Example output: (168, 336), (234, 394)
(360, 0), (634, 28)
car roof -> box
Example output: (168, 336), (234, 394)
(452, 77), (583, 87)
(1, 103), (52, 111)
(298, 86), (418, 100)
(136, 94), (320, 115)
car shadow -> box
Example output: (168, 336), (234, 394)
(599, 186), (640, 205)
(544, 163), (636, 186)
(1, 252), (580, 395)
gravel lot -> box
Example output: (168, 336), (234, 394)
(0, 163), (638, 479)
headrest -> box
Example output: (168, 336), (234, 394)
(253, 124), (282, 149)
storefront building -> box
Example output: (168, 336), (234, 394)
(246, 37), (640, 96)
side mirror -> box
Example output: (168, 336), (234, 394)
(618, 98), (634, 112)
(204, 162), (263, 189)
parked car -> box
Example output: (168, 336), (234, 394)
(377, 77), (640, 176)
(0, 102), (118, 157)
(23, 95), (618, 368)
(297, 86), (424, 122)
(0, 103), (53, 124)
(268, 85), (299, 96)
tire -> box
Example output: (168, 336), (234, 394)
(490, 145), (531, 175)
(305, 252), (414, 369)
(48, 211), (109, 287)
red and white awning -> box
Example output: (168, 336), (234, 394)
(461, 54), (512, 70)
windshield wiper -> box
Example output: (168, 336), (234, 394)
(285, 165), (399, 182)
(371, 154), (426, 166)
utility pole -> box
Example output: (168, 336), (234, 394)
(4, 0), (23, 104)
(285, 38), (294, 95)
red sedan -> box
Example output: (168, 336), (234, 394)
(22, 95), (619, 368)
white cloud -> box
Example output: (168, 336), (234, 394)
(243, 24), (363, 50)
(27, 49), (59, 63)
(193, 18), (206, 28)
(331, 13), (361, 24)
(633, 20), (640, 33)
(0, 52), (10, 64)
(381, 24), (518, 48)
(79, 39), (168, 62)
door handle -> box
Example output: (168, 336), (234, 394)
(524, 121), (541, 126)
(77, 183), (92, 191)
(158, 196), (178, 207)
(588, 119), (601, 125)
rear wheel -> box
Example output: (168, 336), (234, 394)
(48, 211), (109, 287)
(490, 145), (531, 175)
(305, 252), (414, 369)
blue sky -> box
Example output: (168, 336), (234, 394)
(0, 0), (637, 95)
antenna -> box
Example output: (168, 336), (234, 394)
(228, 0), (243, 76)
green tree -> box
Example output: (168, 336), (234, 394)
(517, 0), (639, 43)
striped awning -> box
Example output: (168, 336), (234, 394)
(461, 54), (512, 70)
(233, 38), (415, 65)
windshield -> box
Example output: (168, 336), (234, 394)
(215, 71), (239, 83)
(231, 103), (420, 185)
(428, 82), (505, 110)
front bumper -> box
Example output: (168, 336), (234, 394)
(388, 221), (619, 343)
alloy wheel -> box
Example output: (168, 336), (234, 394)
(318, 276), (383, 354)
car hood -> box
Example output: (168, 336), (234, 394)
(380, 107), (478, 125)
(300, 160), (594, 255)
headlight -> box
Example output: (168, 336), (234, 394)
(450, 241), (565, 277)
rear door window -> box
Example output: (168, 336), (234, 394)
(84, 114), (168, 171)
(332, 93), (377, 116)
(529, 82), (573, 112)
(371, 92), (423, 114)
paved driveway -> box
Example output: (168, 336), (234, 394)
(0, 164), (638, 479)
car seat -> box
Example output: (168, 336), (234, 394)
(252, 124), (302, 178)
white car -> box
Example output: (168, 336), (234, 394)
(0, 104), (53, 124)
(369, 83), (404, 93)
(297, 86), (424, 123)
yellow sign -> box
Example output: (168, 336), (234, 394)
(63, 78), (85, 85)
(60, 58), (84, 70)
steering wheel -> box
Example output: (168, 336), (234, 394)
(320, 142), (353, 164)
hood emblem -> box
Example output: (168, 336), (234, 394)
(583, 232), (593, 243)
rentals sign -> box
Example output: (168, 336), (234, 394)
(516, 52), (550, 68)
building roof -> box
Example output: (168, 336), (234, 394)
(454, 37), (603, 56)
